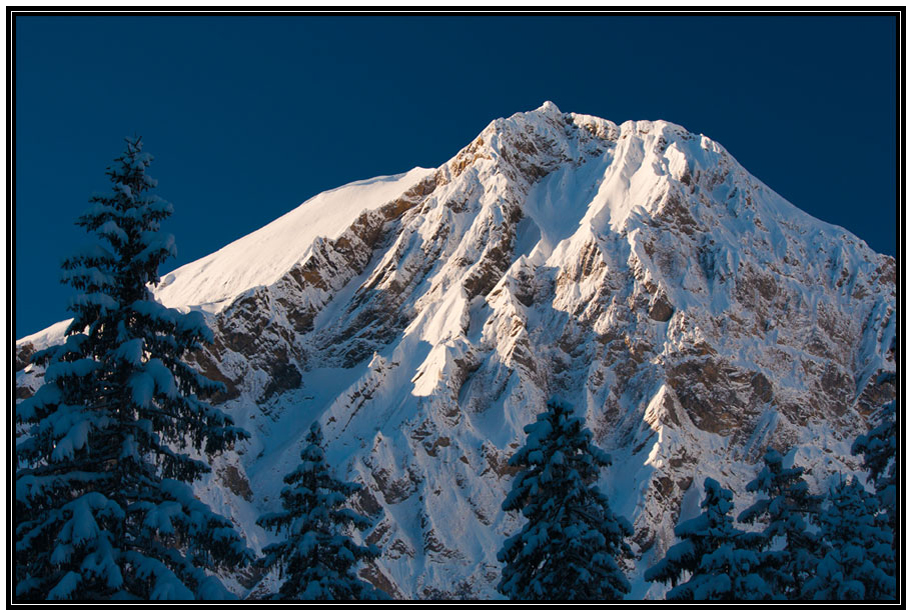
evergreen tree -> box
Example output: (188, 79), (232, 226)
(645, 478), (768, 600)
(804, 477), (895, 600)
(738, 448), (822, 599)
(16, 138), (250, 600)
(852, 352), (896, 537)
(496, 399), (633, 601)
(256, 422), (386, 600)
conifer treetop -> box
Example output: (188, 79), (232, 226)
(16, 138), (250, 601)
(804, 476), (895, 600)
(256, 421), (386, 600)
(497, 399), (632, 601)
(645, 478), (768, 601)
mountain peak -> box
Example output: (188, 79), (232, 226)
(534, 99), (562, 116)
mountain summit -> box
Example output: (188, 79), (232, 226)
(17, 103), (896, 598)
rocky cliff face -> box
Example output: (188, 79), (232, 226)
(17, 102), (896, 599)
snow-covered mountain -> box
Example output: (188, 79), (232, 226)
(17, 102), (896, 599)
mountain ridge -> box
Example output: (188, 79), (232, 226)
(18, 101), (889, 348)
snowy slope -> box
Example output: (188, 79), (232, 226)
(16, 102), (896, 600)
(155, 167), (434, 312)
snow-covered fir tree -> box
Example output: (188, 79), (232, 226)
(737, 448), (822, 599)
(256, 422), (386, 600)
(496, 399), (633, 600)
(645, 478), (768, 600)
(852, 344), (896, 540)
(804, 477), (895, 600)
(15, 138), (250, 600)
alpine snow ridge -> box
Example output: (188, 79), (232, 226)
(17, 102), (896, 599)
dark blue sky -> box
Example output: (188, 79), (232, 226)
(15, 14), (897, 338)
